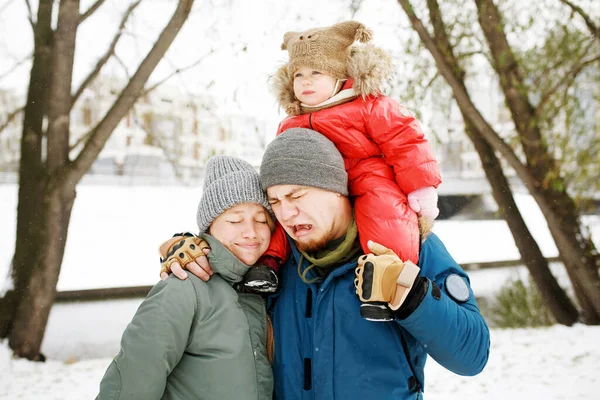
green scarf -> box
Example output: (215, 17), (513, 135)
(297, 219), (362, 284)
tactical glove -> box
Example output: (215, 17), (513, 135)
(159, 232), (210, 277)
(354, 241), (420, 310)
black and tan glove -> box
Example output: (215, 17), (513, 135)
(354, 241), (420, 311)
(159, 232), (210, 277)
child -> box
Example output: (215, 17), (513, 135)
(242, 21), (441, 297)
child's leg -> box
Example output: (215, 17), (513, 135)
(350, 162), (421, 322)
(351, 173), (420, 264)
(262, 223), (290, 272)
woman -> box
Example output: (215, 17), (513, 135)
(97, 155), (274, 400)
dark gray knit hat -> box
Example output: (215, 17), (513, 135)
(260, 128), (348, 195)
(197, 155), (271, 233)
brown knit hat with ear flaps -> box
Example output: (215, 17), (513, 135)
(281, 20), (372, 79)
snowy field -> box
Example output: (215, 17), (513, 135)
(1, 324), (599, 400)
(1, 183), (599, 399)
(2, 184), (597, 292)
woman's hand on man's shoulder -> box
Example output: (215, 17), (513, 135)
(158, 232), (213, 282)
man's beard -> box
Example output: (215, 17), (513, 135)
(295, 226), (337, 253)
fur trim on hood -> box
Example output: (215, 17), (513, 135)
(418, 216), (433, 241)
(271, 43), (394, 116)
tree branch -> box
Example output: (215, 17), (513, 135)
(475, 0), (560, 181)
(79, 0), (106, 23)
(130, 111), (188, 184)
(65, 0), (195, 186)
(424, 71), (440, 90)
(45, 0), (81, 173)
(456, 50), (485, 60)
(0, 105), (24, 135)
(68, 130), (92, 153)
(531, 50), (576, 88)
(559, 0), (600, 41)
(397, 1), (600, 287)
(142, 51), (213, 95)
(23, 0), (34, 30)
(537, 53), (600, 115)
(69, 54), (208, 153)
(71, 0), (143, 108)
(397, 0), (539, 188)
(427, 0), (454, 61)
(0, 53), (32, 81)
(114, 54), (132, 79)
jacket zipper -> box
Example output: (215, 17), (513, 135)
(303, 357), (312, 390)
(400, 328), (422, 393)
(304, 288), (313, 391)
(308, 113), (313, 130)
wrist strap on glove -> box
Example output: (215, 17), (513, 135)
(354, 255), (420, 311)
(390, 260), (420, 310)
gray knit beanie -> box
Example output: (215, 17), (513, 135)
(197, 155), (271, 233)
(260, 128), (348, 195)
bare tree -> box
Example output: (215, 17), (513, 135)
(0, 0), (196, 361)
(558, 0), (600, 43)
(397, 0), (600, 323)
(0, 55), (31, 137)
(425, 0), (578, 325)
(0, 105), (24, 137)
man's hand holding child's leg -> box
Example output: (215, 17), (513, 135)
(354, 241), (420, 312)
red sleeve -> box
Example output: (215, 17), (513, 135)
(276, 120), (288, 135)
(264, 223), (290, 262)
(365, 96), (442, 194)
(264, 122), (292, 265)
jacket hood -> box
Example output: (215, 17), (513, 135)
(271, 43), (394, 116)
(201, 233), (252, 284)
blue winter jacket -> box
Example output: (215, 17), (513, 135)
(269, 232), (490, 399)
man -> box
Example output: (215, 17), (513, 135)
(161, 128), (490, 399)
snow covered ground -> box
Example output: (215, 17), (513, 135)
(2, 183), (597, 292)
(1, 324), (599, 399)
(0, 183), (599, 399)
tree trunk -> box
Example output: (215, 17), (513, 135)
(542, 191), (600, 323)
(475, 0), (600, 323)
(2, 0), (80, 360)
(9, 184), (76, 360)
(0, 0), (54, 339)
(464, 121), (578, 325)
(399, 0), (600, 323)
(0, 0), (196, 360)
(423, 0), (578, 325)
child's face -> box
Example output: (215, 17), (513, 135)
(293, 66), (337, 106)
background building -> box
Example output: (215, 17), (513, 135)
(0, 77), (268, 185)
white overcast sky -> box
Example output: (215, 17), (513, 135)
(1, 0), (597, 129)
(0, 0), (414, 123)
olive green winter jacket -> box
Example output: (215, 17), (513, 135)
(96, 234), (273, 400)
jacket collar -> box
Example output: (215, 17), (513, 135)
(299, 84), (358, 114)
(201, 233), (251, 285)
(288, 237), (360, 291)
